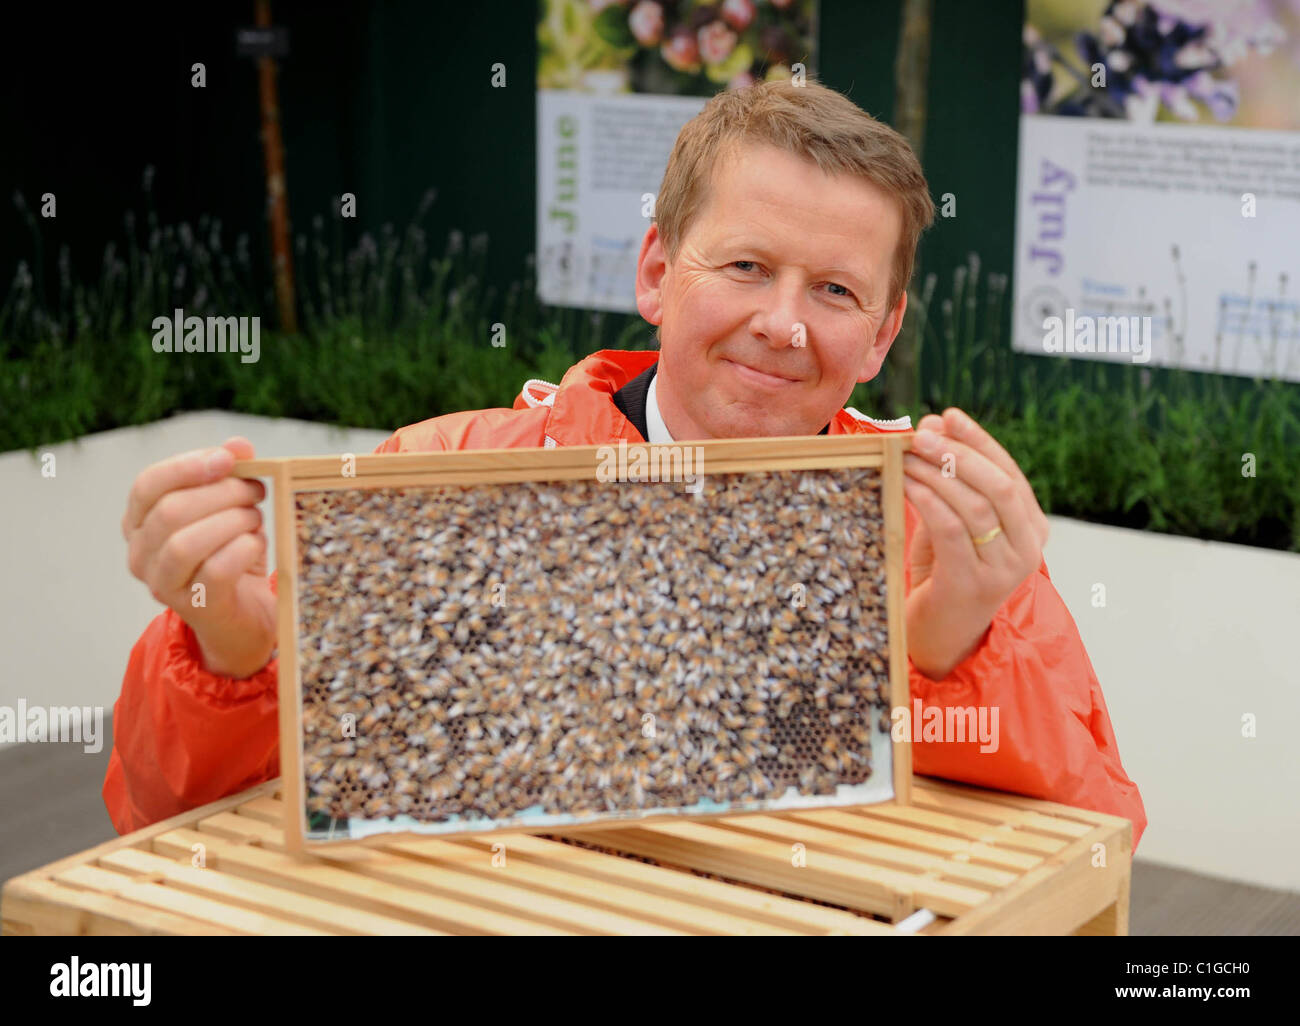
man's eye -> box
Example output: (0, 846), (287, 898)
(826, 282), (854, 298)
(733, 260), (757, 272)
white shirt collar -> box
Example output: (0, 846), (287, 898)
(644, 372), (675, 444)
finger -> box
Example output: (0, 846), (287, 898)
(123, 440), (255, 538)
(908, 432), (1036, 557)
(127, 476), (265, 582)
(940, 411), (1049, 548)
(150, 506), (264, 596)
(135, 476), (266, 561)
(939, 409), (1040, 506)
(220, 436), (256, 460)
(246, 526), (270, 577)
(196, 529), (268, 589)
(903, 474), (980, 571)
(904, 452), (1020, 563)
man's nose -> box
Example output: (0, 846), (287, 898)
(750, 274), (808, 348)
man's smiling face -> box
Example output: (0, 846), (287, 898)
(636, 139), (909, 439)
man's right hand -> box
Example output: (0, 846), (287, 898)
(123, 436), (277, 679)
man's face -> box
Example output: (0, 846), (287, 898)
(636, 140), (908, 439)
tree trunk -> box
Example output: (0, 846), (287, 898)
(256, 0), (298, 334)
(888, 0), (933, 416)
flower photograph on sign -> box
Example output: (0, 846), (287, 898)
(539, 0), (816, 96)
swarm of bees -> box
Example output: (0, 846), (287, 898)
(296, 466), (893, 828)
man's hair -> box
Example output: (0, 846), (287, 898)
(653, 78), (935, 309)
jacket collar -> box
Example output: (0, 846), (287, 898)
(527, 349), (908, 445)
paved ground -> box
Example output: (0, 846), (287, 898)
(2, 726), (1296, 935)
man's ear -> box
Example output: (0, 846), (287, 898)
(635, 223), (668, 328)
(858, 289), (908, 383)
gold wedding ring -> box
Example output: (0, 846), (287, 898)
(971, 524), (1003, 547)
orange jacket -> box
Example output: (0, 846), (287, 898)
(104, 349), (1146, 850)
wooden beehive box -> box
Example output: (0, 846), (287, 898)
(233, 434), (912, 851)
(0, 776), (1135, 935)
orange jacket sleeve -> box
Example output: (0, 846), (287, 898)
(102, 595), (281, 835)
(902, 503), (1148, 853)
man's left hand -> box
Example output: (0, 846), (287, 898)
(901, 407), (1050, 680)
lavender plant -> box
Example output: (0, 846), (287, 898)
(0, 172), (647, 450)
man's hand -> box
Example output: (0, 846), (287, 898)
(902, 408), (1050, 680)
(123, 437), (278, 679)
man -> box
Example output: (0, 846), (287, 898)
(109, 79), (1146, 851)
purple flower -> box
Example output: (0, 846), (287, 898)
(1029, 0), (1283, 122)
(1160, 81), (1199, 119)
(1020, 78), (1041, 114)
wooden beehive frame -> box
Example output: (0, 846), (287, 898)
(234, 433), (912, 851)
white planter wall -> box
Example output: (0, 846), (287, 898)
(1, 412), (1296, 890)
(1042, 518), (1300, 891)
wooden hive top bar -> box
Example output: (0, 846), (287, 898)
(232, 433), (906, 488)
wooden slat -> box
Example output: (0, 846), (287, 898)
(289, 455), (884, 491)
(909, 784), (1093, 840)
(914, 776), (1126, 830)
(882, 434), (911, 805)
(447, 833), (896, 936)
(631, 818), (993, 920)
(273, 461), (306, 853)
(52, 864), (323, 935)
(231, 434), (901, 483)
(99, 848), (437, 936)
(2, 875), (236, 936)
(576, 820), (911, 920)
(153, 828), (530, 935)
(206, 811), (673, 935)
(781, 808), (1043, 872)
(378, 835), (789, 936)
(844, 804), (1069, 855)
(720, 812), (1019, 891)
